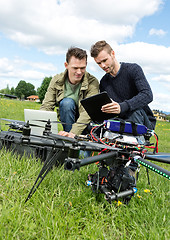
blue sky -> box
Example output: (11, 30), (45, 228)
(0, 0), (169, 112)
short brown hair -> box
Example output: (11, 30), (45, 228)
(66, 47), (87, 63)
(90, 40), (113, 58)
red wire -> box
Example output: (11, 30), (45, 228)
(154, 133), (159, 153)
(90, 126), (110, 147)
(90, 126), (99, 142)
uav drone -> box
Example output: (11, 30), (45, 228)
(0, 117), (169, 204)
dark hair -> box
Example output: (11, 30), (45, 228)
(66, 47), (87, 63)
(90, 40), (113, 58)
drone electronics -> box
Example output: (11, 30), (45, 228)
(0, 116), (170, 205)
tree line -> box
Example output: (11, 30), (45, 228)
(0, 77), (52, 102)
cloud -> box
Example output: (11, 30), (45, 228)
(152, 74), (170, 83)
(0, 57), (57, 89)
(149, 28), (167, 36)
(150, 92), (170, 112)
(0, 58), (14, 72)
(0, 0), (163, 53)
(13, 58), (57, 71)
(115, 42), (170, 75)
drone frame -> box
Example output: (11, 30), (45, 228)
(0, 117), (170, 204)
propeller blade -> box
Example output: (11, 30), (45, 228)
(29, 123), (45, 128)
(1, 118), (46, 129)
(1, 118), (25, 124)
(33, 119), (62, 124)
(32, 119), (88, 126)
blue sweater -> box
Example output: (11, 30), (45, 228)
(100, 62), (156, 127)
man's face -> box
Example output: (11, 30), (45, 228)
(65, 56), (87, 84)
(94, 50), (115, 74)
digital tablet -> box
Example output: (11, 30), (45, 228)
(81, 92), (116, 123)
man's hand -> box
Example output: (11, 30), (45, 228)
(58, 131), (75, 138)
(101, 100), (121, 114)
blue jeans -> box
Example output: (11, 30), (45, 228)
(125, 109), (154, 130)
(59, 97), (91, 158)
(59, 98), (78, 132)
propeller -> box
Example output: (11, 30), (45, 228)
(1, 118), (25, 124)
(1, 118), (45, 130)
(32, 119), (89, 126)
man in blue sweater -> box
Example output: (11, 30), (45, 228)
(90, 40), (156, 129)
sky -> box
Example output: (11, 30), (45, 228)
(0, 0), (170, 112)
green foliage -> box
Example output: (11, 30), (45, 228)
(15, 80), (36, 99)
(37, 76), (52, 103)
(15, 80), (27, 99)
(10, 87), (15, 95)
(25, 82), (36, 97)
(0, 99), (169, 239)
(5, 84), (10, 94)
(166, 115), (170, 121)
(0, 84), (14, 95)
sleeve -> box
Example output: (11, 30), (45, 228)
(120, 64), (153, 116)
(40, 77), (57, 111)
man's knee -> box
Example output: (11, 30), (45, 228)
(59, 98), (76, 111)
(126, 110), (144, 125)
(125, 109), (152, 129)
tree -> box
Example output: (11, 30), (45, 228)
(10, 87), (15, 95)
(25, 83), (36, 98)
(166, 115), (170, 121)
(0, 85), (11, 94)
(15, 80), (27, 99)
(6, 84), (11, 94)
(15, 80), (36, 99)
(37, 76), (52, 103)
(0, 88), (6, 94)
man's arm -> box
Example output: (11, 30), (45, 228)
(119, 64), (153, 116)
(40, 77), (58, 111)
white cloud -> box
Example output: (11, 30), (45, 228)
(0, 0), (163, 53)
(150, 92), (170, 112)
(115, 42), (170, 75)
(0, 57), (57, 89)
(13, 58), (57, 71)
(149, 28), (167, 36)
(0, 58), (14, 72)
(152, 74), (170, 83)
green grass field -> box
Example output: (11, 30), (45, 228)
(0, 98), (169, 240)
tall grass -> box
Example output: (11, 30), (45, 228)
(0, 98), (169, 240)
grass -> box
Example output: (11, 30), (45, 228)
(0, 98), (170, 240)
